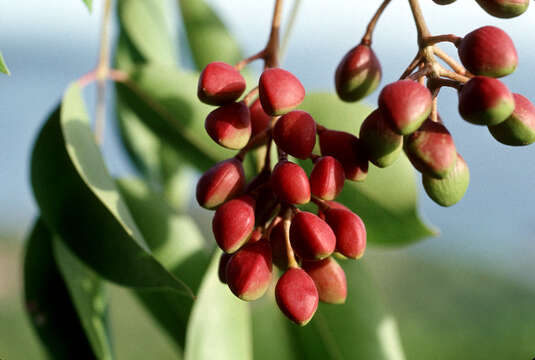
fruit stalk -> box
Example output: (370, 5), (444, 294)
(361, 0), (392, 46)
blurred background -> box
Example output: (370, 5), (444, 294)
(1, 0), (534, 358)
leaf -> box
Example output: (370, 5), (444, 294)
(184, 252), (253, 360)
(116, 177), (210, 349)
(30, 82), (193, 296)
(82, 0), (92, 11)
(0, 51), (10, 75)
(178, 0), (242, 70)
(24, 219), (109, 359)
(300, 93), (437, 245)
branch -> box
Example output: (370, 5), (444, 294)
(361, 0), (392, 46)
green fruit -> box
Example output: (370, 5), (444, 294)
(423, 154), (469, 207)
(488, 93), (535, 146)
(359, 109), (403, 168)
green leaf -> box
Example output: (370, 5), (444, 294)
(24, 219), (106, 359)
(300, 93), (437, 245)
(82, 0), (92, 11)
(0, 51), (10, 75)
(178, 0), (242, 70)
(31, 82), (193, 296)
(184, 252), (253, 360)
(116, 177), (210, 349)
(53, 237), (114, 360)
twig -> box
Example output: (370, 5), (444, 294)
(280, 0), (302, 62)
(423, 34), (462, 47)
(433, 46), (468, 76)
(400, 52), (422, 79)
(264, 0), (285, 68)
(361, 0), (392, 46)
(439, 68), (470, 83)
(282, 207), (298, 269)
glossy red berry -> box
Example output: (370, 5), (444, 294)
(423, 153), (470, 207)
(273, 110), (317, 159)
(212, 196), (255, 253)
(379, 80), (433, 135)
(258, 68), (305, 116)
(275, 268), (318, 326)
(302, 257), (347, 304)
(317, 200), (350, 221)
(488, 93), (535, 146)
(309, 156), (345, 200)
(249, 98), (272, 138)
(271, 161), (311, 205)
(198, 62), (246, 105)
(475, 0), (529, 18)
(319, 129), (368, 181)
(458, 76), (515, 126)
(290, 211), (336, 260)
(359, 109), (403, 168)
(226, 240), (272, 301)
(196, 158), (245, 209)
(404, 118), (457, 179)
(335, 44), (382, 102)
(458, 26), (518, 78)
(205, 102), (251, 149)
(324, 208), (366, 259)
(218, 253), (233, 283)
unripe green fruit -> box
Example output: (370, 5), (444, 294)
(488, 93), (535, 146)
(423, 153), (470, 207)
(359, 109), (403, 168)
(302, 257), (347, 304)
(475, 0), (529, 18)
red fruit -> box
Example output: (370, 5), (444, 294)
(275, 268), (318, 326)
(458, 26), (518, 78)
(317, 200), (350, 220)
(249, 98), (272, 138)
(205, 102), (251, 149)
(488, 93), (535, 146)
(378, 80), (433, 135)
(319, 129), (369, 181)
(258, 68), (305, 116)
(359, 109), (403, 168)
(226, 240), (272, 301)
(196, 158), (245, 209)
(324, 208), (366, 259)
(212, 195), (256, 253)
(458, 76), (515, 126)
(404, 118), (457, 179)
(309, 156), (345, 200)
(273, 110), (317, 159)
(198, 62), (246, 106)
(302, 257), (347, 304)
(475, 0), (529, 18)
(290, 211), (336, 260)
(269, 220), (289, 270)
(218, 253), (233, 283)
(271, 161), (311, 205)
(248, 228), (264, 243)
(335, 44), (382, 102)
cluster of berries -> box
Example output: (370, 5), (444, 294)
(196, 63), (366, 325)
(433, 0), (529, 19)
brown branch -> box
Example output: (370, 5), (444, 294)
(423, 34), (462, 47)
(361, 0), (392, 46)
(433, 46), (468, 76)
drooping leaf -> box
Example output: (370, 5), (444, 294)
(30, 82), (193, 296)
(116, 177), (210, 349)
(0, 51), (10, 75)
(300, 93), (437, 245)
(24, 219), (109, 359)
(184, 252), (253, 360)
(178, 0), (242, 70)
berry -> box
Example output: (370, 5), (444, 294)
(258, 68), (305, 116)
(335, 44), (382, 102)
(212, 196), (256, 253)
(488, 93), (535, 146)
(423, 153), (470, 207)
(205, 102), (251, 149)
(378, 79), (433, 135)
(273, 110), (317, 159)
(324, 208), (366, 259)
(302, 257), (347, 304)
(290, 211), (336, 260)
(319, 129), (369, 181)
(359, 109), (403, 168)
(198, 62), (246, 105)
(404, 118), (457, 179)
(275, 268), (318, 326)
(269, 220), (289, 270)
(309, 156), (345, 200)
(249, 98), (272, 138)
(271, 161), (311, 205)
(432, 0), (457, 4)
(196, 158), (245, 209)
(317, 200), (350, 221)
(458, 26), (518, 78)
(475, 0), (529, 18)
(226, 240), (272, 301)
(218, 253), (233, 283)
(458, 76), (515, 126)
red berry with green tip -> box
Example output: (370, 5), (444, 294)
(335, 44), (382, 102)
(378, 80), (433, 135)
(359, 109), (403, 168)
(226, 240), (272, 301)
(249, 98), (272, 138)
(458, 76), (515, 126)
(302, 257), (347, 304)
(309, 156), (345, 200)
(423, 153), (470, 207)
(458, 26), (518, 78)
(475, 0), (529, 18)
(196, 158), (245, 209)
(212, 196), (255, 253)
(258, 68), (305, 116)
(205, 102), (251, 149)
(290, 211), (336, 260)
(275, 268), (318, 326)
(324, 208), (366, 259)
(198, 62), (246, 105)
(488, 93), (535, 146)
(319, 129), (369, 181)
(271, 161), (311, 205)
(273, 110), (317, 159)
